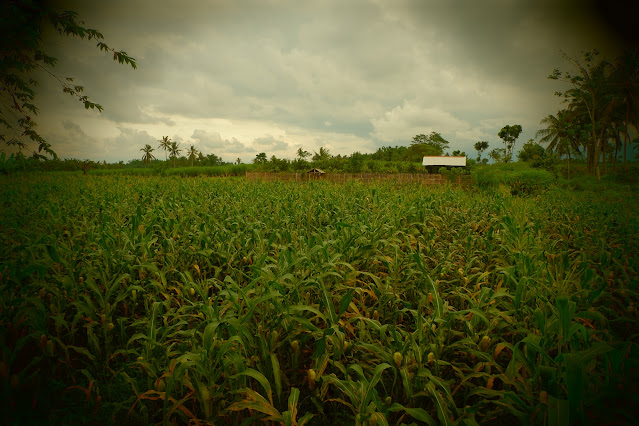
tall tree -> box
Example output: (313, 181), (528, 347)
(312, 147), (331, 162)
(609, 48), (639, 167)
(205, 153), (222, 166)
(157, 136), (171, 161)
(498, 124), (522, 163)
(488, 148), (506, 163)
(0, 1), (136, 157)
(296, 147), (311, 160)
(549, 50), (616, 178)
(253, 152), (267, 164)
(536, 110), (582, 173)
(407, 132), (450, 162)
(168, 141), (181, 167)
(411, 132), (450, 153)
(474, 141), (489, 161)
(140, 144), (155, 165)
(517, 140), (545, 162)
(186, 145), (199, 166)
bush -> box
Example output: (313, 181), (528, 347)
(436, 166), (469, 183)
(472, 163), (555, 195)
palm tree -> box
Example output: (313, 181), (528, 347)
(186, 145), (199, 167)
(536, 110), (582, 174)
(551, 50), (616, 178)
(158, 136), (171, 161)
(296, 147), (311, 160)
(140, 144), (155, 165)
(169, 141), (181, 167)
(609, 48), (639, 166)
(312, 146), (331, 162)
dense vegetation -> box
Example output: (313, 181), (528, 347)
(543, 49), (639, 177)
(1, 174), (637, 425)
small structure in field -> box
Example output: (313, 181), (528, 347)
(422, 156), (466, 173)
(306, 168), (326, 179)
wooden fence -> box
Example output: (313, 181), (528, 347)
(245, 172), (472, 186)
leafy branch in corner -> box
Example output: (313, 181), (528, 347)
(0, 2), (136, 158)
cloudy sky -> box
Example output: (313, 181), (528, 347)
(28, 0), (636, 163)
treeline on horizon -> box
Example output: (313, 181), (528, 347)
(2, 47), (638, 179)
(1, 131), (637, 179)
(0, 139), (587, 175)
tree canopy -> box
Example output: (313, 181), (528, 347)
(498, 125), (522, 163)
(406, 132), (450, 162)
(548, 48), (639, 177)
(411, 132), (450, 152)
(474, 141), (489, 161)
(0, 0), (136, 158)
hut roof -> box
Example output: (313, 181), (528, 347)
(422, 156), (466, 167)
(307, 168), (326, 174)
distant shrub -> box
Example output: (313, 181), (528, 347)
(438, 166), (465, 183)
(472, 163), (555, 195)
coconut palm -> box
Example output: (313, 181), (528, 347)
(550, 50), (616, 177)
(536, 110), (582, 174)
(296, 147), (311, 160)
(140, 144), (155, 165)
(186, 145), (199, 167)
(169, 141), (181, 167)
(158, 136), (171, 161)
(609, 48), (639, 166)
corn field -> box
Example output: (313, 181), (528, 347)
(244, 172), (469, 186)
(1, 174), (638, 425)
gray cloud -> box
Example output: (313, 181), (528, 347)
(191, 129), (247, 154)
(25, 0), (630, 162)
(103, 127), (158, 162)
(252, 135), (290, 152)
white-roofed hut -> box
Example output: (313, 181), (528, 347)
(422, 156), (466, 173)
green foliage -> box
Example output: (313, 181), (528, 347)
(488, 147), (507, 163)
(518, 140), (546, 162)
(548, 48), (639, 177)
(253, 152), (268, 164)
(0, 174), (637, 424)
(498, 124), (523, 162)
(0, 1), (136, 156)
(407, 132), (450, 162)
(474, 141), (489, 161)
(472, 162), (555, 195)
(312, 146), (332, 162)
(438, 166), (466, 183)
(140, 144), (155, 164)
(0, 152), (16, 174)
(411, 132), (450, 150)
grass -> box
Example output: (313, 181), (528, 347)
(1, 174), (638, 425)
